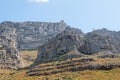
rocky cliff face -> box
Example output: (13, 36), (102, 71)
(85, 29), (120, 54)
(34, 27), (86, 64)
(0, 26), (24, 69)
(1, 20), (120, 67)
(0, 20), (67, 50)
(35, 28), (120, 64)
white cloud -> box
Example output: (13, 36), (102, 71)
(29, 0), (49, 3)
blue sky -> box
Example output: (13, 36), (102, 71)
(0, 0), (120, 32)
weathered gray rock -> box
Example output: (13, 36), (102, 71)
(34, 27), (86, 64)
(85, 28), (120, 54)
(0, 26), (24, 69)
(0, 20), (67, 50)
(1, 20), (120, 67)
(35, 28), (120, 64)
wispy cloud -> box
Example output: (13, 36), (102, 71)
(29, 0), (49, 3)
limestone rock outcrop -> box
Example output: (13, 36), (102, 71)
(85, 28), (120, 54)
(35, 28), (120, 64)
(0, 26), (24, 69)
(1, 20), (120, 67)
(0, 20), (67, 50)
(34, 27), (86, 64)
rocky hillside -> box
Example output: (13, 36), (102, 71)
(1, 20), (120, 69)
(0, 26), (24, 69)
(27, 52), (120, 76)
(34, 27), (85, 64)
(86, 28), (120, 54)
(0, 20), (67, 50)
(34, 28), (120, 65)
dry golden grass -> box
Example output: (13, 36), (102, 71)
(20, 50), (38, 67)
(0, 68), (120, 80)
(0, 50), (120, 80)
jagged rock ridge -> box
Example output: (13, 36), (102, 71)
(0, 20), (67, 50)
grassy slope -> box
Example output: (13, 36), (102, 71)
(0, 68), (120, 80)
(0, 50), (120, 80)
(20, 50), (38, 67)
